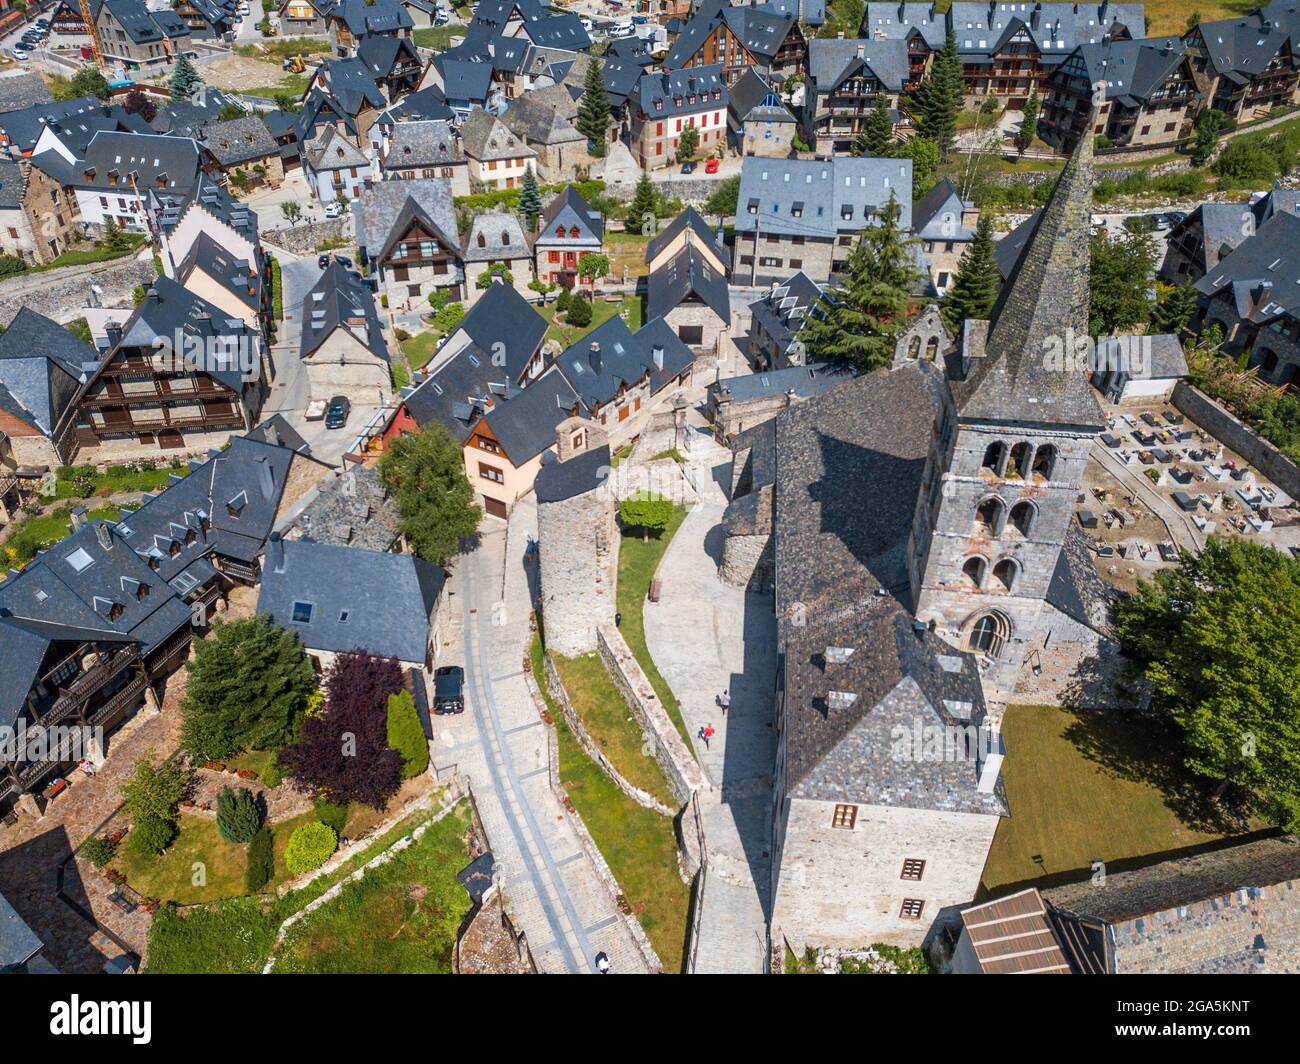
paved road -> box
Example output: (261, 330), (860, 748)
(643, 433), (777, 974)
(431, 503), (652, 974)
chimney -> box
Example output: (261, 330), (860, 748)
(589, 341), (602, 374)
(652, 344), (664, 370)
(70, 506), (88, 531)
(266, 421), (280, 447)
(856, 42), (864, 58)
(268, 532), (285, 574)
(94, 522), (113, 551)
(105, 322), (123, 348)
(977, 725), (1005, 793)
(257, 456), (275, 500)
(145, 285), (160, 301)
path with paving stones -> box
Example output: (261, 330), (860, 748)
(644, 434), (778, 974)
(429, 502), (652, 974)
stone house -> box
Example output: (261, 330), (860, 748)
(861, 3), (947, 92)
(645, 212), (732, 353)
(376, 119), (470, 194)
(708, 362), (853, 442)
(0, 308), (95, 473)
(1183, 9), (1300, 124)
(498, 86), (594, 183)
(302, 124), (375, 205)
(628, 64), (728, 171)
(912, 177), (978, 298)
(461, 211), (535, 302)
(459, 107), (537, 191)
(663, 0), (805, 85)
(298, 261), (392, 406)
(533, 185), (604, 288)
(201, 116), (285, 187)
(354, 178), (464, 310)
(744, 270), (824, 371)
(733, 155), (914, 286)
(728, 68), (797, 159)
(803, 37), (907, 156)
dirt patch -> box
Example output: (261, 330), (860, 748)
(203, 55), (294, 91)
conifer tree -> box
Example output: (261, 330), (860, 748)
(1017, 89), (1041, 154)
(942, 213), (1000, 331)
(909, 31), (962, 155)
(626, 172), (659, 234)
(519, 164), (542, 227)
(169, 52), (203, 102)
(577, 57), (609, 157)
(853, 96), (894, 158)
(1150, 283), (1199, 335)
(216, 786), (263, 844)
(800, 191), (918, 372)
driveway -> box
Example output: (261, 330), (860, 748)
(643, 432), (778, 973)
(244, 171), (333, 229)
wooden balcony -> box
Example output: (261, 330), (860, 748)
(44, 647), (140, 725)
(89, 673), (149, 727)
(81, 384), (239, 406)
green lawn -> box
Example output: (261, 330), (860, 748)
(533, 633), (688, 971)
(551, 653), (678, 808)
(413, 26), (465, 50)
(401, 330), (442, 369)
(115, 816), (250, 905)
(270, 801), (473, 973)
(981, 704), (1262, 894)
(53, 462), (185, 500)
(606, 231), (652, 279)
(246, 73), (309, 100)
(538, 294), (643, 348)
(3, 504), (120, 569)
(616, 509), (693, 746)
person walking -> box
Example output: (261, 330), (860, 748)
(699, 723), (715, 750)
(718, 689), (730, 715)
(595, 951), (611, 974)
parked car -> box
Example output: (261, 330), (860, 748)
(13, 48), (28, 60)
(433, 666), (465, 714)
(324, 395), (350, 429)
(579, 15), (592, 32)
(324, 200), (344, 219)
(680, 160), (696, 174)
(1166, 210), (1187, 226)
(705, 158), (719, 174)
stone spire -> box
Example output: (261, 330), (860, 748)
(952, 111), (1105, 430)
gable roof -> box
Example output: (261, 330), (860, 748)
(745, 270), (825, 357)
(354, 177), (459, 258)
(258, 539), (443, 662)
(912, 175), (975, 241)
(381, 119), (462, 170)
(0, 73), (54, 115)
(459, 106), (536, 162)
(478, 365), (584, 464)
(552, 314), (693, 410)
(635, 64), (728, 121)
(461, 210), (531, 262)
(299, 261), (388, 363)
(728, 67), (795, 123)
(176, 230), (261, 312)
(0, 308), (93, 436)
(647, 243), (731, 324)
(735, 155), (914, 239)
(201, 115), (278, 167)
(302, 122), (370, 171)
(808, 36), (909, 94)
(645, 205), (729, 269)
(536, 184), (603, 244)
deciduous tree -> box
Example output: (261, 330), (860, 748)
(379, 422), (480, 565)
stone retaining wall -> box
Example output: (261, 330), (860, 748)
(596, 624), (709, 807)
(541, 653), (674, 816)
(524, 664), (665, 973)
(0, 255), (155, 326)
(261, 217), (351, 256)
(1171, 380), (1300, 500)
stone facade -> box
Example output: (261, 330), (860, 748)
(892, 304), (955, 369)
(772, 798), (1001, 951)
(663, 300), (729, 356)
(733, 230), (838, 287)
(720, 523), (774, 591)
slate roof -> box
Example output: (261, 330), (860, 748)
(947, 2), (1145, 66)
(246, 413), (310, 453)
(459, 107), (535, 162)
(952, 117), (1104, 429)
(807, 37), (909, 94)
(734, 155), (914, 240)
(0, 73), (54, 115)
(767, 0), (824, 26)
(534, 441), (610, 503)
(258, 539), (444, 663)
(634, 64), (727, 122)
(155, 173), (260, 250)
(536, 184), (603, 245)
(0, 308), (94, 436)
(177, 230), (261, 312)
(0, 96), (103, 155)
(331, 0), (414, 38)
(1191, 9), (1295, 81)
(912, 176), (975, 242)
(300, 261), (388, 363)
(1195, 211), (1300, 323)
(402, 344), (505, 441)
(728, 68), (795, 125)
(0, 158), (22, 211)
(32, 130), (203, 197)
(104, 0), (186, 43)
(500, 89), (586, 146)
(1067, 36), (1189, 105)
(552, 315), (693, 411)
(433, 55), (494, 106)
(994, 208), (1039, 280)
(862, 2), (947, 48)
(770, 362), (1004, 812)
(647, 243), (731, 324)
(375, 85), (456, 125)
(0, 890), (43, 972)
(1043, 834), (1300, 974)
(710, 361), (852, 404)
(745, 270), (826, 357)
(354, 177), (459, 259)
(357, 33), (421, 81)
(1045, 523), (1116, 635)
(310, 56), (388, 117)
(645, 205), (729, 269)
(302, 123), (370, 171)
(461, 210), (531, 262)
(381, 119), (462, 170)
(281, 464), (402, 551)
(201, 115), (279, 167)
(154, 90), (245, 138)
(479, 367), (584, 465)
(453, 280), (547, 375)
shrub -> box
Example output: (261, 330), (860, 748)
(394, 327), (410, 342)
(284, 821), (338, 875)
(432, 301), (464, 333)
(387, 689), (429, 779)
(216, 786), (263, 843)
(261, 758), (283, 789)
(566, 293), (593, 327)
(0, 254), (27, 278)
(244, 828), (274, 892)
(313, 798), (349, 836)
(81, 836), (117, 868)
(129, 816), (177, 857)
(555, 286), (572, 313)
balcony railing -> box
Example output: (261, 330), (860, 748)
(46, 647), (140, 723)
(90, 674), (149, 727)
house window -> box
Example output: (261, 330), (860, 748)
(549, 251), (560, 263)
(479, 463), (505, 483)
(291, 601), (313, 623)
(900, 898), (925, 920)
(901, 858), (926, 881)
(831, 803), (857, 829)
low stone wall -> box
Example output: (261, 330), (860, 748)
(682, 790), (709, 974)
(0, 254), (155, 326)
(541, 653), (674, 816)
(524, 664), (665, 973)
(596, 624), (709, 807)
(1171, 380), (1300, 500)
(261, 217), (351, 256)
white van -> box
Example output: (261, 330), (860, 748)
(609, 19), (634, 37)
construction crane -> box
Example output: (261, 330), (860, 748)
(78, 0), (105, 71)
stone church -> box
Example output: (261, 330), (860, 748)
(720, 122), (1109, 950)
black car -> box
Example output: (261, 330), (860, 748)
(324, 395), (350, 429)
(680, 161), (696, 174)
(433, 666), (465, 714)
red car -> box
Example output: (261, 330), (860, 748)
(705, 159), (720, 174)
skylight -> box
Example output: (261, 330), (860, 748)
(66, 547), (95, 573)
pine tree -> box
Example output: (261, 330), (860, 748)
(577, 57), (609, 157)
(169, 52), (203, 102)
(942, 213), (1000, 331)
(854, 96), (894, 157)
(909, 30), (962, 155)
(1151, 283), (1200, 335)
(801, 191), (918, 372)
(1017, 89), (1041, 154)
(626, 173), (659, 234)
(216, 786), (263, 844)
(519, 164), (542, 227)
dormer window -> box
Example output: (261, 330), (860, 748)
(477, 231), (486, 247)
